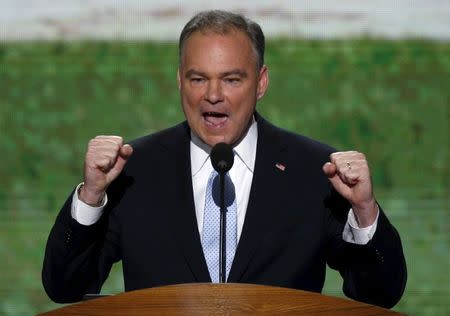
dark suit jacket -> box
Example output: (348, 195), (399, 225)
(42, 113), (407, 307)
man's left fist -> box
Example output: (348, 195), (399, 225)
(322, 151), (378, 227)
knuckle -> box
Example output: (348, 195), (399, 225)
(88, 138), (96, 147)
(110, 135), (123, 144)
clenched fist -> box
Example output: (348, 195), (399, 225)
(79, 136), (133, 206)
(322, 151), (378, 227)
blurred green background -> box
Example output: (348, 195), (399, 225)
(0, 40), (448, 315)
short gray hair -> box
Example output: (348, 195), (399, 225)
(179, 10), (265, 69)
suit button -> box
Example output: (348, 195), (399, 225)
(375, 249), (384, 263)
(64, 229), (72, 244)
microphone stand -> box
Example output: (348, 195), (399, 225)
(218, 171), (226, 283)
(210, 142), (234, 284)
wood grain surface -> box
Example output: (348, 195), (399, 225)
(39, 283), (405, 315)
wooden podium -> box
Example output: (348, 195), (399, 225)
(40, 283), (404, 315)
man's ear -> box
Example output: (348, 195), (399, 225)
(177, 68), (181, 90)
(256, 65), (269, 101)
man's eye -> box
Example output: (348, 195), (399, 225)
(225, 77), (240, 83)
(191, 77), (205, 83)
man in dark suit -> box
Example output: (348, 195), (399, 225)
(42, 10), (407, 308)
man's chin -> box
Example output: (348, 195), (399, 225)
(203, 136), (228, 147)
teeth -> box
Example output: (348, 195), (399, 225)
(204, 112), (228, 126)
(204, 112), (226, 117)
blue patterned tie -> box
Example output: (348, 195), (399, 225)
(201, 170), (237, 283)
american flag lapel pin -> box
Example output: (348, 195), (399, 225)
(275, 162), (286, 172)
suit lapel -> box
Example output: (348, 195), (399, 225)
(228, 114), (288, 282)
(163, 122), (211, 282)
(162, 116), (288, 283)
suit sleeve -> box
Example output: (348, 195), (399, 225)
(324, 194), (407, 308)
(42, 188), (121, 303)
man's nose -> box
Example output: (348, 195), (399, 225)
(205, 80), (224, 104)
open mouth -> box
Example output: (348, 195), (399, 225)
(203, 111), (228, 127)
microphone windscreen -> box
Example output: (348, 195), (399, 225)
(210, 143), (234, 173)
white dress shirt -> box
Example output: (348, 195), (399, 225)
(72, 118), (378, 245)
(190, 119), (258, 240)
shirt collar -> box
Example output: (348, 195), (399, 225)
(190, 116), (258, 176)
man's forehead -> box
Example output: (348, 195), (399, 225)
(184, 68), (248, 77)
(183, 29), (250, 48)
(179, 30), (258, 69)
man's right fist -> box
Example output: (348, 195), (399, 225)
(79, 136), (133, 206)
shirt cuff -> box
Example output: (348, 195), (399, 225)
(342, 207), (379, 245)
(71, 183), (107, 226)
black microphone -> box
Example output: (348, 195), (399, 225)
(211, 142), (234, 174)
(210, 142), (234, 283)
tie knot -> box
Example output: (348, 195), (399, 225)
(208, 171), (236, 208)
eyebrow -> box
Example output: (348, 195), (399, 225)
(184, 69), (248, 78)
(222, 69), (248, 78)
(184, 69), (206, 78)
